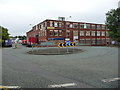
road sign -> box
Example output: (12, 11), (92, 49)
(58, 42), (76, 47)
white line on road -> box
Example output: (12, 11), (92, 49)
(48, 83), (77, 88)
(0, 86), (21, 89)
(101, 78), (120, 83)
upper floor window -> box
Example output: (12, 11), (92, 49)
(54, 22), (58, 27)
(101, 31), (105, 36)
(70, 24), (73, 28)
(59, 30), (62, 36)
(92, 31), (95, 36)
(106, 31), (109, 36)
(102, 25), (105, 30)
(59, 22), (62, 27)
(80, 24), (84, 29)
(50, 21), (53, 27)
(97, 31), (100, 36)
(66, 30), (70, 36)
(97, 25), (101, 30)
(86, 31), (90, 36)
(54, 30), (58, 36)
(73, 23), (78, 28)
(91, 25), (96, 29)
(86, 24), (91, 29)
(49, 30), (53, 36)
(80, 31), (84, 36)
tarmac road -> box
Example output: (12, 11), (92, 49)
(2, 46), (119, 88)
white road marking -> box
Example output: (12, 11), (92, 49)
(0, 86), (21, 89)
(48, 83), (77, 88)
(101, 78), (120, 83)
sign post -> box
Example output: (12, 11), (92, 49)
(66, 41), (70, 53)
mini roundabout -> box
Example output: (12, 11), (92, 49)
(27, 47), (84, 55)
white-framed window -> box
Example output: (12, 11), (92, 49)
(49, 30), (53, 36)
(86, 39), (91, 44)
(54, 22), (58, 27)
(66, 30), (70, 36)
(50, 21), (53, 27)
(84, 24), (87, 28)
(101, 31), (105, 36)
(86, 24), (91, 29)
(73, 23), (78, 28)
(80, 31), (84, 36)
(102, 25), (105, 30)
(59, 30), (62, 36)
(80, 39), (85, 44)
(59, 22), (62, 27)
(86, 31), (90, 36)
(80, 24), (84, 29)
(91, 25), (96, 29)
(92, 31), (95, 36)
(97, 31), (100, 36)
(70, 24), (73, 28)
(106, 31), (109, 36)
(54, 30), (58, 36)
(97, 25), (101, 30)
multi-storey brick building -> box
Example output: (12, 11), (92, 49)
(26, 18), (110, 46)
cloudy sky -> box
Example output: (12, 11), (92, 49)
(0, 0), (119, 36)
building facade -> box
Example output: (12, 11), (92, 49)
(26, 19), (110, 46)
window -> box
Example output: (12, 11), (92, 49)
(101, 32), (105, 36)
(97, 25), (101, 30)
(59, 30), (62, 36)
(59, 22), (62, 27)
(70, 24), (73, 28)
(106, 31), (109, 36)
(106, 27), (109, 30)
(101, 39), (105, 44)
(80, 31), (84, 36)
(50, 21), (53, 27)
(54, 22), (58, 27)
(80, 39), (85, 44)
(54, 30), (58, 36)
(86, 39), (91, 44)
(86, 24), (91, 29)
(102, 25), (105, 30)
(66, 30), (70, 36)
(84, 24), (87, 28)
(97, 39), (101, 44)
(49, 30), (53, 36)
(80, 24), (84, 29)
(92, 31), (95, 36)
(92, 39), (95, 44)
(97, 31), (100, 36)
(86, 31), (90, 36)
(91, 25), (96, 29)
(73, 23), (78, 28)
(66, 23), (70, 28)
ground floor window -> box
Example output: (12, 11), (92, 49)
(86, 39), (91, 44)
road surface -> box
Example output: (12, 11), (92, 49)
(2, 46), (119, 88)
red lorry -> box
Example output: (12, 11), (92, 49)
(27, 37), (36, 47)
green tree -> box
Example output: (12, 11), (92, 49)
(15, 35), (26, 40)
(0, 26), (10, 46)
(105, 8), (120, 43)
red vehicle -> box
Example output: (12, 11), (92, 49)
(27, 37), (36, 46)
(22, 40), (27, 45)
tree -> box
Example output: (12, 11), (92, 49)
(15, 35), (26, 40)
(0, 26), (10, 46)
(105, 8), (120, 43)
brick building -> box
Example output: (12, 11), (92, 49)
(26, 18), (110, 46)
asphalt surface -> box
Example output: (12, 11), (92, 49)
(2, 45), (119, 88)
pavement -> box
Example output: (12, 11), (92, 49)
(1, 45), (119, 88)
